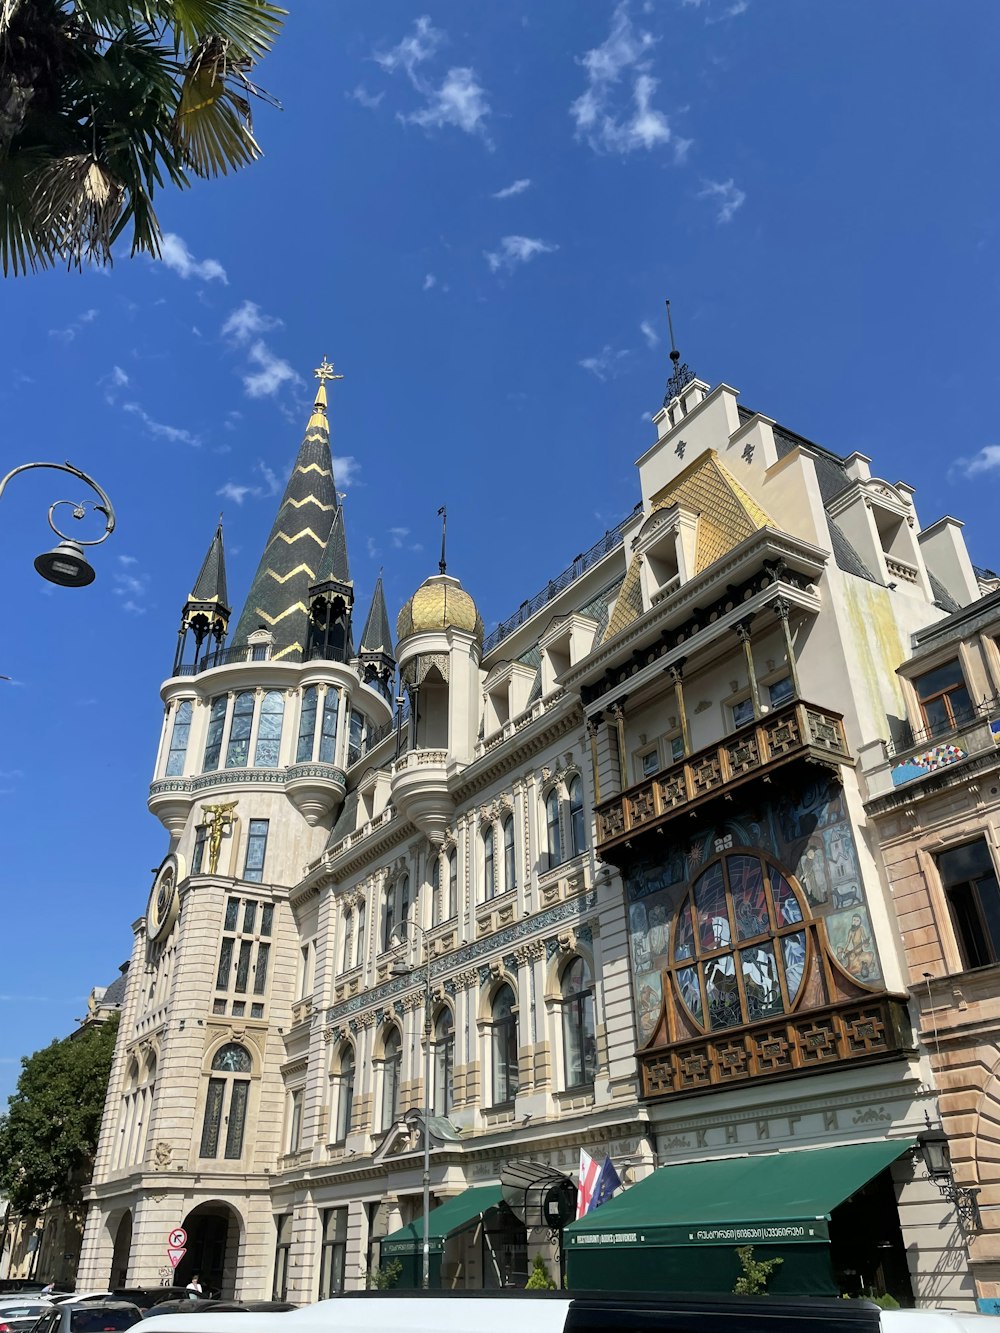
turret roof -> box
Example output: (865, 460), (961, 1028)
(359, 575), (394, 658)
(314, 503), (351, 587)
(190, 522), (229, 609)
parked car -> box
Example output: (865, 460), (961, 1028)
(31, 1302), (143, 1333)
(141, 1305), (222, 1322)
(0, 1301), (51, 1333)
(108, 1298), (194, 1315)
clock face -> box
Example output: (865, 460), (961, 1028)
(148, 856), (180, 943)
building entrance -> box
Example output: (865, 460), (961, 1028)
(830, 1168), (913, 1305)
(175, 1203), (241, 1299)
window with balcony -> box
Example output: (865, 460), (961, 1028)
(937, 840), (1000, 969)
(768, 676), (794, 708)
(731, 697), (755, 729)
(914, 660), (974, 738)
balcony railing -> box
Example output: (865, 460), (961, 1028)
(640, 995), (911, 1101)
(885, 694), (1000, 757)
(595, 699), (851, 854)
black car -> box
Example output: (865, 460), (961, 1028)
(109, 1298), (194, 1316)
(32, 1303), (143, 1333)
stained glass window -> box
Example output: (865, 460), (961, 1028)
(296, 686), (318, 763)
(235, 939), (252, 992)
(203, 696), (227, 771)
(192, 824), (208, 875)
(213, 1043), (252, 1073)
(254, 942), (270, 995)
(243, 819), (269, 884)
(215, 937), (233, 991)
(165, 700), (193, 776)
(199, 1078), (224, 1157)
(254, 691), (284, 767)
(243, 901), (257, 934)
(225, 898), (239, 931)
(261, 903), (274, 936)
(226, 691), (255, 768)
(225, 1080), (249, 1158)
(320, 690), (340, 764)
(672, 853), (811, 1034)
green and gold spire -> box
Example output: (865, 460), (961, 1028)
(231, 358), (343, 659)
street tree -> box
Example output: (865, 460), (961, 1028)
(0, 1014), (119, 1214)
(0, 0), (285, 275)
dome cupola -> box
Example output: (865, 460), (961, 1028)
(396, 573), (484, 649)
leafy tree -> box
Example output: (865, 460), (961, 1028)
(366, 1259), (402, 1291)
(733, 1245), (783, 1296)
(0, 1014), (119, 1215)
(0, 0), (285, 275)
(525, 1254), (557, 1290)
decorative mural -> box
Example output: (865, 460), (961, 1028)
(624, 776), (883, 1048)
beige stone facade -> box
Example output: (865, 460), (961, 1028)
(76, 364), (996, 1307)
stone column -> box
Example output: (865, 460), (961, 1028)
(667, 658), (690, 754)
(586, 713), (603, 804)
(773, 598), (800, 699)
(609, 699), (628, 790)
(734, 619), (761, 719)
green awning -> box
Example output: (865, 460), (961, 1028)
(380, 1184), (504, 1258)
(565, 1139), (915, 1249)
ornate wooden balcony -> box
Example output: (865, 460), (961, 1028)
(595, 699), (851, 857)
(640, 994), (912, 1101)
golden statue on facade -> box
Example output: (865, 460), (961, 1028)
(201, 801), (238, 874)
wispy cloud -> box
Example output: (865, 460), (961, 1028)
(334, 456), (361, 488)
(485, 235), (558, 274)
(101, 364), (129, 404)
(571, 4), (684, 157)
(49, 308), (98, 342)
(222, 300), (282, 343)
(122, 401), (200, 446)
(493, 178), (532, 200)
(217, 482), (257, 506)
(350, 84), (384, 110)
(216, 460), (285, 507)
(159, 233), (228, 283)
(423, 273), (437, 291)
(221, 302), (301, 401)
(951, 446), (1000, 480)
(698, 176), (746, 222)
(640, 319), (659, 349)
(706, 0), (749, 22)
(113, 555), (150, 614)
(579, 345), (630, 381)
(375, 16), (492, 142)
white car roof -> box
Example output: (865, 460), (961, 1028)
(882, 1314), (1000, 1333)
(149, 1298), (572, 1333)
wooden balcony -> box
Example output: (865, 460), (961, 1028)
(641, 994), (912, 1101)
(595, 699), (851, 857)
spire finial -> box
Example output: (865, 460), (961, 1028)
(438, 505), (447, 575)
(663, 298), (695, 407)
(313, 356), (344, 411)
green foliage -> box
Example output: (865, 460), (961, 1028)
(0, 0), (286, 274)
(0, 1014), (119, 1215)
(525, 1255), (557, 1290)
(732, 1245), (783, 1296)
(366, 1259), (402, 1291)
(871, 1294), (900, 1310)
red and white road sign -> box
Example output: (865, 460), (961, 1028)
(167, 1246), (186, 1269)
(168, 1227), (187, 1249)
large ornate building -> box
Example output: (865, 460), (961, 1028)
(77, 351), (996, 1306)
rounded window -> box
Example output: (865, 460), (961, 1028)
(671, 852), (808, 1032)
(212, 1042), (252, 1074)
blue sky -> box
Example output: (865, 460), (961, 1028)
(2, 0), (1000, 1104)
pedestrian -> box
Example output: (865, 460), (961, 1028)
(186, 1275), (202, 1295)
(41, 1281), (55, 1297)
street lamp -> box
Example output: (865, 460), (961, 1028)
(917, 1120), (982, 1234)
(389, 921), (434, 1291)
(0, 460), (116, 586)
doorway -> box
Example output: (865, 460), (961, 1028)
(175, 1203), (241, 1299)
(830, 1167), (913, 1305)
(109, 1212), (132, 1290)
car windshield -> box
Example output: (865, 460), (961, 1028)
(70, 1313), (141, 1333)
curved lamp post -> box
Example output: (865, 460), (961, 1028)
(389, 920), (434, 1290)
(0, 460), (117, 587)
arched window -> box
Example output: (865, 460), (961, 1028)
(203, 696), (227, 771)
(399, 875), (411, 935)
(319, 690), (340, 764)
(356, 900), (366, 968)
(382, 881), (397, 954)
(431, 856), (442, 926)
(546, 789), (562, 870)
(226, 691), (255, 768)
(334, 1046), (355, 1143)
(296, 685), (318, 763)
(433, 1009), (455, 1116)
(200, 1043), (252, 1159)
(491, 984), (519, 1106)
(561, 958), (596, 1089)
(447, 848), (458, 920)
(668, 853), (809, 1033)
(341, 909), (354, 974)
(569, 776), (586, 857)
(483, 826), (495, 900)
(165, 700), (193, 776)
(381, 1028), (401, 1128)
(254, 691), (284, 767)
(503, 815), (516, 894)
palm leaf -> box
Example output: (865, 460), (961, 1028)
(174, 63), (260, 176)
(0, 150), (56, 275)
(31, 153), (125, 267)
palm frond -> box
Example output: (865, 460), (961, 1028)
(174, 62), (260, 176)
(155, 0), (285, 61)
(0, 151), (55, 275)
(31, 153), (125, 267)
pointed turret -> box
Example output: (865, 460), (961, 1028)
(306, 504), (355, 664)
(231, 359), (342, 660)
(358, 574), (395, 700)
(173, 522), (231, 673)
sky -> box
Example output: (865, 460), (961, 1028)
(2, 0), (1000, 1106)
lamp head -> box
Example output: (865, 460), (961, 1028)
(390, 959), (414, 979)
(34, 539), (95, 588)
(918, 1126), (953, 1181)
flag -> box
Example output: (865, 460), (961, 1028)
(590, 1156), (622, 1212)
(577, 1149), (599, 1219)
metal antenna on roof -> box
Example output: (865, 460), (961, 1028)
(437, 505), (447, 575)
(663, 298), (695, 408)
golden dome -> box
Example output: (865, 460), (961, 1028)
(397, 574), (484, 648)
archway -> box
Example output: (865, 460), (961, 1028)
(109, 1211), (132, 1290)
(175, 1202), (242, 1299)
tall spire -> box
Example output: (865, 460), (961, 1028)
(231, 359), (342, 659)
(173, 520), (231, 673)
(663, 298), (695, 407)
(191, 520), (229, 608)
(359, 574), (395, 700)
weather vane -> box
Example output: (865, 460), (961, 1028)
(314, 356), (344, 385)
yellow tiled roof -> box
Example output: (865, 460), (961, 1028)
(603, 451), (774, 643)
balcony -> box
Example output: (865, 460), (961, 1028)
(862, 695), (1000, 806)
(390, 747), (454, 845)
(641, 994), (912, 1101)
(595, 699), (851, 858)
